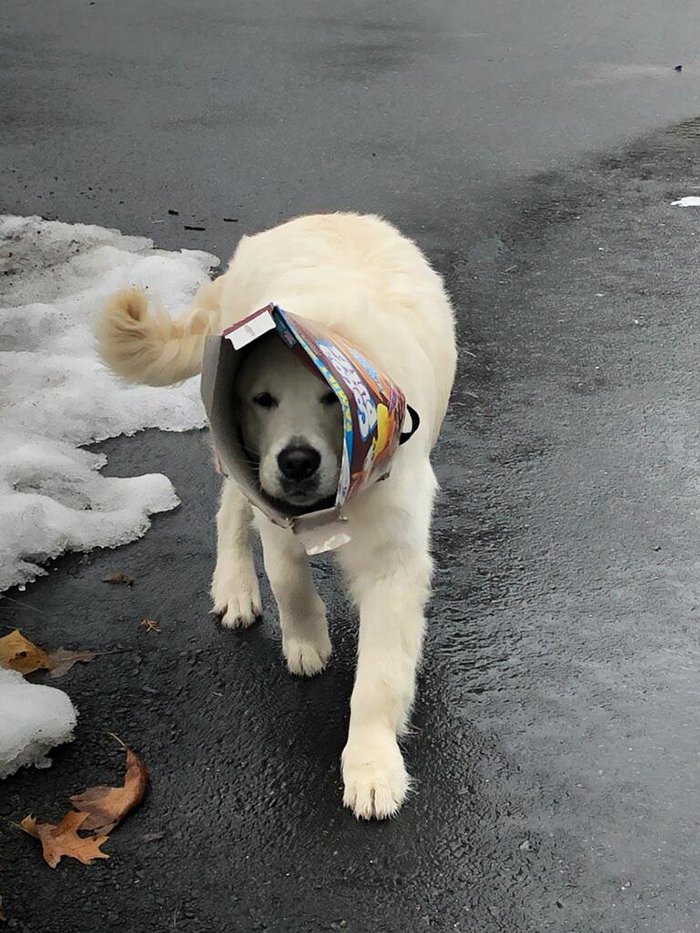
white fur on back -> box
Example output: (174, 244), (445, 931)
(97, 213), (456, 448)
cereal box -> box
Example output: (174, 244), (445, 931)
(200, 304), (419, 554)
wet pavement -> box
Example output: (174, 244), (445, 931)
(2, 2), (700, 931)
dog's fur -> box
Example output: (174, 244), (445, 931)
(96, 213), (457, 819)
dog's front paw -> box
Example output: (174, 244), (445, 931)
(218, 592), (262, 629)
(283, 632), (332, 677)
(211, 563), (262, 629)
(341, 732), (409, 820)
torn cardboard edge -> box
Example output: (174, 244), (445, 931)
(201, 304), (418, 554)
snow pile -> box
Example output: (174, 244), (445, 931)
(0, 215), (219, 592)
(0, 668), (77, 778)
(672, 196), (700, 207)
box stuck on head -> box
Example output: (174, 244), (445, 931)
(201, 303), (420, 554)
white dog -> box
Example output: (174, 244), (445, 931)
(96, 213), (456, 819)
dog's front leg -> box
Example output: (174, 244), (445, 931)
(339, 464), (436, 820)
(257, 519), (331, 677)
(340, 557), (430, 819)
(211, 479), (262, 628)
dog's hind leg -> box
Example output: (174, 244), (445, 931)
(257, 518), (331, 677)
(212, 479), (262, 628)
(338, 460), (437, 820)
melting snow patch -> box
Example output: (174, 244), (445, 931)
(0, 215), (219, 592)
(672, 196), (700, 207)
(0, 668), (77, 778)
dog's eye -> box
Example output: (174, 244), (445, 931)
(253, 392), (278, 409)
(320, 390), (338, 406)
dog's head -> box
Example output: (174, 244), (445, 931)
(234, 333), (343, 514)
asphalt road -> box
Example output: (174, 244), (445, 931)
(2, 2), (700, 931)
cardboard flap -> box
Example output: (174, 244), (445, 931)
(200, 336), (224, 418)
(295, 521), (352, 555)
(201, 335), (293, 529)
(226, 307), (276, 350)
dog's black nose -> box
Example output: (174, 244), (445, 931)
(277, 445), (321, 481)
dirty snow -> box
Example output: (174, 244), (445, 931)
(0, 668), (77, 778)
(0, 215), (218, 592)
(671, 196), (700, 207)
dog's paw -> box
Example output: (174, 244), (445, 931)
(218, 593), (262, 629)
(341, 733), (409, 820)
(211, 565), (262, 629)
(283, 633), (332, 677)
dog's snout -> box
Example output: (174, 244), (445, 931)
(277, 445), (321, 481)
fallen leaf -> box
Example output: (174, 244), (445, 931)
(0, 630), (52, 674)
(139, 617), (161, 633)
(70, 745), (149, 833)
(47, 648), (98, 678)
(142, 831), (164, 843)
(103, 572), (135, 587)
(20, 812), (109, 868)
(0, 895), (5, 922)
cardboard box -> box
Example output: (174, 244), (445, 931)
(200, 304), (418, 554)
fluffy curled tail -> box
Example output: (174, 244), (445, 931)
(95, 279), (222, 386)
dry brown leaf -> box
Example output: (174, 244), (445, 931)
(20, 811), (109, 868)
(103, 572), (135, 586)
(139, 617), (161, 633)
(0, 630), (53, 674)
(46, 647), (98, 678)
(70, 746), (149, 833)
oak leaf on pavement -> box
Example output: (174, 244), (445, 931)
(103, 572), (135, 586)
(70, 746), (150, 833)
(0, 630), (52, 674)
(20, 811), (109, 868)
(47, 648), (98, 678)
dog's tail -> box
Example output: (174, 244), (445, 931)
(95, 279), (222, 386)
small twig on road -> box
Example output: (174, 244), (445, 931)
(0, 594), (51, 617)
